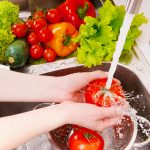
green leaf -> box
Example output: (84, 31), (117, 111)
(76, 0), (148, 67)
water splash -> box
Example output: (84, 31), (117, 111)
(106, 12), (135, 89)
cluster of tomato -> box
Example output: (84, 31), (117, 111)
(11, 9), (62, 62)
(11, 0), (96, 63)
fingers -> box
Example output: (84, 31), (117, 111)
(64, 71), (107, 92)
(96, 117), (122, 131)
(97, 106), (125, 119)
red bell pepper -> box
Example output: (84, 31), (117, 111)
(57, 0), (96, 29)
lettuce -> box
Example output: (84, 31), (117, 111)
(0, 0), (19, 63)
(76, 0), (148, 67)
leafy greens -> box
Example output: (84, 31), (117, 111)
(0, 0), (19, 63)
(75, 0), (148, 67)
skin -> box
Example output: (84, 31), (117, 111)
(0, 69), (124, 150)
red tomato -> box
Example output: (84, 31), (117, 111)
(69, 127), (104, 150)
(37, 27), (52, 43)
(25, 19), (33, 30)
(29, 44), (44, 59)
(27, 32), (39, 45)
(85, 78), (125, 107)
(12, 22), (27, 38)
(32, 10), (45, 19)
(32, 18), (47, 32)
(43, 48), (56, 62)
(46, 8), (61, 23)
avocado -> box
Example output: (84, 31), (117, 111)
(5, 39), (29, 68)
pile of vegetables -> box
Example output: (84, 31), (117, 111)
(0, 0), (148, 68)
(0, 0), (19, 63)
(75, 0), (148, 67)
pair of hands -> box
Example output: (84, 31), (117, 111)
(49, 70), (124, 132)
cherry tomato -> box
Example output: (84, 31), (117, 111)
(46, 8), (61, 23)
(32, 10), (45, 19)
(12, 22), (27, 38)
(37, 27), (52, 43)
(69, 127), (104, 150)
(29, 44), (44, 59)
(85, 78), (125, 107)
(32, 18), (47, 32)
(43, 48), (56, 62)
(27, 32), (39, 45)
(25, 19), (33, 30)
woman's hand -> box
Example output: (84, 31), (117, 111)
(60, 102), (124, 132)
(51, 70), (107, 102)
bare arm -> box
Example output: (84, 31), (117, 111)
(0, 102), (124, 150)
(0, 69), (107, 102)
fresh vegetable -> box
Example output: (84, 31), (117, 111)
(75, 0), (148, 67)
(46, 8), (61, 23)
(29, 44), (44, 59)
(43, 48), (56, 62)
(85, 78), (125, 107)
(32, 18), (47, 32)
(45, 22), (78, 57)
(37, 27), (52, 43)
(32, 10), (45, 20)
(25, 19), (33, 31)
(0, 0), (19, 63)
(57, 0), (96, 29)
(69, 127), (104, 150)
(12, 22), (27, 38)
(5, 39), (29, 68)
(27, 32), (39, 45)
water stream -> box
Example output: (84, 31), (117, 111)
(106, 12), (135, 89)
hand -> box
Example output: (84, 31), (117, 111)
(60, 102), (124, 132)
(53, 70), (107, 102)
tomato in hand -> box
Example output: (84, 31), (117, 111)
(37, 27), (52, 43)
(27, 32), (39, 45)
(25, 19), (33, 30)
(85, 78), (125, 107)
(12, 22), (27, 38)
(43, 48), (56, 62)
(32, 18), (47, 32)
(29, 44), (44, 59)
(46, 8), (61, 23)
(32, 10), (45, 19)
(69, 127), (104, 150)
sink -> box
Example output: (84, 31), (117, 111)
(1, 63), (150, 149)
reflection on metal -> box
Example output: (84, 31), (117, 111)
(126, 0), (143, 14)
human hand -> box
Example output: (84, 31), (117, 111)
(53, 70), (107, 102)
(60, 102), (124, 132)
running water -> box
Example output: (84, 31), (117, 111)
(106, 12), (135, 89)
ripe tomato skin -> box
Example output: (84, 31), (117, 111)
(32, 10), (45, 19)
(29, 44), (44, 59)
(27, 32), (39, 45)
(43, 48), (56, 62)
(85, 78), (125, 107)
(25, 19), (33, 30)
(46, 9), (61, 23)
(12, 23), (27, 38)
(69, 127), (104, 150)
(32, 18), (47, 32)
(37, 27), (52, 43)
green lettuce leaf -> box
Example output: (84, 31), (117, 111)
(0, 0), (19, 63)
(76, 0), (148, 67)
